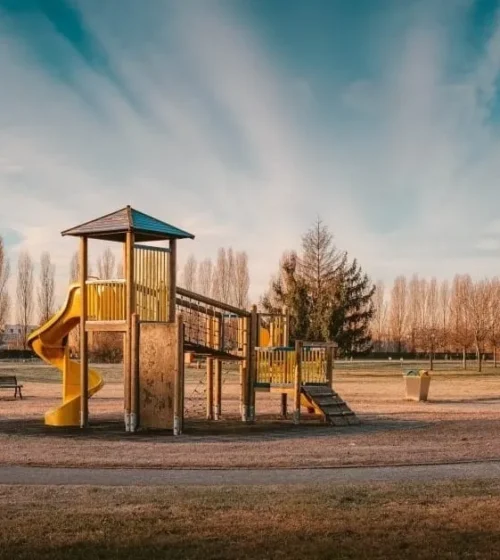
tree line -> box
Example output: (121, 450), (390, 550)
(180, 248), (250, 309)
(372, 275), (500, 371)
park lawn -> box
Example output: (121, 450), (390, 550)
(1, 480), (500, 559)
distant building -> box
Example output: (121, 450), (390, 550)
(0, 324), (38, 349)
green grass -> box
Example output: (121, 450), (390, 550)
(1, 480), (500, 559)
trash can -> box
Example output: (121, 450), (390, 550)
(403, 369), (431, 401)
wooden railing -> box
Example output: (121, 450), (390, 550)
(86, 280), (126, 321)
(175, 287), (249, 357)
(256, 345), (331, 386)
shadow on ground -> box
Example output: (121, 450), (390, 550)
(0, 412), (428, 443)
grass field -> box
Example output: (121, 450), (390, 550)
(1, 360), (500, 468)
(2, 480), (500, 559)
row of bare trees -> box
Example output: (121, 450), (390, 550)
(372, 275), (500, 370)
(0, 243), (56, 349)
(181, 248), (250, 309)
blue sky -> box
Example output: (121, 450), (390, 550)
(1, 0), (500, 307)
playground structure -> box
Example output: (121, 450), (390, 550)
(28, 206), (357, 433)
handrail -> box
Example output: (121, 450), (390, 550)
(176, 287), (250, 317)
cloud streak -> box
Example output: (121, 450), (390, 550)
(0, 0), (500, 320)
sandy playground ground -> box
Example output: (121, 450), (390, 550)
(1, 361), (500, 469)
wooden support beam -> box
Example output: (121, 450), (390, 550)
(214, 359), (222, 420)
(206, 357), (214, 420)
(130, 313), (140, 432)
(326, 343), (334, 390)
(280, 393), (288, 419)
(241, 316), (250, 421)
(248, 305), (258, 421)
(85, 321), (128, 332)
(282, 306), (290, 347)
(168, 239), (177, 323)
(174, 314), (185, 435)
(293, 340), (303, 425)
(124, 231), (135, 432)
(79, 236), (88, 429)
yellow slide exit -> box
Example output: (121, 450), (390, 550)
(27, 284), (104, 426)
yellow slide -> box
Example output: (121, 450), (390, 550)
(27, 284), (104, 426)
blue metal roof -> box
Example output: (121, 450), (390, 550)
(130, 208), (194, 240)
(62, 206), (195, 242)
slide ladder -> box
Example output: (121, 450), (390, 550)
(301, 385), (358, 426)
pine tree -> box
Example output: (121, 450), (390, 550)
(261, 252), (310, 341)
(328, 259), (375, 355)
(262, 220), (375, 354)
(299, 217), (346, 339)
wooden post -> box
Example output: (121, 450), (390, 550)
(326, 342), (334, 390)
(293, 340), (303, 425)
(124, 231), (135, 432)
(214, 359), (222, 420)
(174, 314), (185, 436)
(130, 313), (140, 432)
(79, 236), (88, 428)
(168, 239), (177, 323)
(248, 305), (258, 421)
(206, 357), (214, 420)
(283, 306), (290, 347)
(280, 393), (288, 419)
(241, 316), (249, 421)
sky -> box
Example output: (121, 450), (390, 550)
(1, 0), (500, 314)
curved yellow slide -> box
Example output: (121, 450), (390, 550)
(27, 284), (104, 426)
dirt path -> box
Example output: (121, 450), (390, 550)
(2, 461), (500, 486)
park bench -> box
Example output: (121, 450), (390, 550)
(0, 375), (23, 399)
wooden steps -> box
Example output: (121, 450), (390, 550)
(301, 385), (359, 426)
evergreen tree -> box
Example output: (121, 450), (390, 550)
(262, 220), (375, 354)
(299, 218), (346, 339)
(328, 258), (375, 355)
(261, 252), (310, 341)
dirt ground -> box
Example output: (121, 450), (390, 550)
(1, 361), (500, 468)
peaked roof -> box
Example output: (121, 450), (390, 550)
(61, 206), (195, 242)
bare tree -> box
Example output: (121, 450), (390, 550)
(198, 258), (213, 297)
(212, 248), (234, 304)
(16, 251), (34, 349)
(69, 252), (79, 283)
(371, 280), (388, 351)
(38, 251), (55, 324)
(438, 280), (450, 353)
(182, 254), (198, 292)
(389, 276), (408, 353)
(407, 274), (421, 353)
(488, 277), (500, 367)
(96, 247), (116, 280)
(234, 251), (250, 309)
(449, 274), (473, 369)
(0, 237), (10, 342)
(465, 278), (493, 372)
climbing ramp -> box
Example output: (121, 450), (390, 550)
(301, 385), (358, 426)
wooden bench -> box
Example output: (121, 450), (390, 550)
(0, 376), (23, 399)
